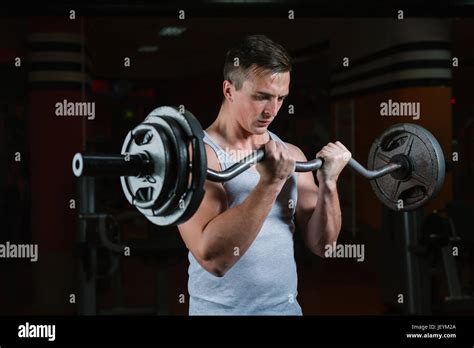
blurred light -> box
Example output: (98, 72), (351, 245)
(137, 45), (159, 53)
(124, 109), (135, 120)
(91, 79), (109, 93)
(159, 27), (187, 37)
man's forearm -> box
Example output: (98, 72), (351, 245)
(305, 180), (342, 256)
(201, 181), (281, 275)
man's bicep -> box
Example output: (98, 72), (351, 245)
(177, 144), (228, 260)
(178, 180), (227, 248)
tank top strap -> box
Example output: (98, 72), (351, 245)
(203, 130), (234, 170)
(267, 130), (288, 149)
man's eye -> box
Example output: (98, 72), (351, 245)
(253, 95), (285, 101)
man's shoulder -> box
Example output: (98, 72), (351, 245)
(204, 124), (220, 136)
(201, 129), (224, 171)
(203, 127), (225, 146)
(267, 131), (307, 161)
(281, 140), (307, 162)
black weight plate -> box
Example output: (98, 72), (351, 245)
(150, 116), (190, 217)
(367, 123), (445, 211)
(153, 124), (177, 209)
(175, 108), (207, 224)
(142, 106), (207, 226)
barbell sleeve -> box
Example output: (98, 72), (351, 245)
(72, 153), (150, 177)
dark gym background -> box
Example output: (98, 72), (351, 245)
(1, 1), (473, 316)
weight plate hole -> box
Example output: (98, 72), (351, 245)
(136, 187), (153, 202)
(399, 185), (426, 202)
(146, 175), (157, 184)
(134, 131), (153, 146)
(383, 135), (406, 151)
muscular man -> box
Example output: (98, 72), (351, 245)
(178, 34), (351, 315)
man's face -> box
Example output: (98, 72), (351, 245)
(230, 69), (290, 135)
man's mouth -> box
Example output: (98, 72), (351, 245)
(257, 120), (271, 126)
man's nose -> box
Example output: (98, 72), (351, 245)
(264, 99), (279, 118)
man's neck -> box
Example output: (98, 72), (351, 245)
(207, 105), (269, 150)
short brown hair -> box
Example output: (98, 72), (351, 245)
(223, 34), (292, 90)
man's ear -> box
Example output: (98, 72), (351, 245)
(223, 80), (234, 102)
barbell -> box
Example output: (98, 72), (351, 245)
(72, 106), (446, 226)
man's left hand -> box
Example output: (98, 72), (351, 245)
(315, 141), (351, 184)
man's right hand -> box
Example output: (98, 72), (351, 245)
(256, 140), (296, 187)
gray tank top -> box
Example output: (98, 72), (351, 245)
(187, 130), (302, 315)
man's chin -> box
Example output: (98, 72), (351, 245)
(252, 127), (267, 135)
